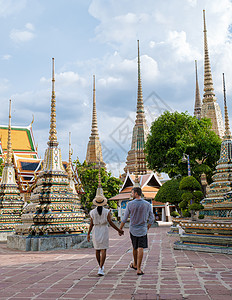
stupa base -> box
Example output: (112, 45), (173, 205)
(174, 233), (232, 254)
(0, 231), (14, 241)
(7, 233), (93, 251)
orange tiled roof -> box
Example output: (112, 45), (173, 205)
(0, 126), (35, 152)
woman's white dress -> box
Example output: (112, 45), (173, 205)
(90, 207), (109, 250)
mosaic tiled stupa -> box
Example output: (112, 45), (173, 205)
(86, 75), (106, 169)
(16, 58), (87, 236)
(124, 40), (149, 175)
(201, 74), (232, 219)
(0, 100), (24, 239)
(200, 10), (224, 138)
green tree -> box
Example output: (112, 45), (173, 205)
(74, 159), (122, 213)
(145, 111), (221, 182)
(179, 176), (204, 219)
(155, 177), (183, 213)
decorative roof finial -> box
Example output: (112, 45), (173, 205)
(222, 73), (231, 139)
(48, 57), (58, 146)
(194, 60), (202, 120)
(91, 75), (99, 137)
(67, 132), (73, 180)
(6, 99), (12, 165)
(203, 10), (216, 103)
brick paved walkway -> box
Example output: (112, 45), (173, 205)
(0, 227), (232, 300)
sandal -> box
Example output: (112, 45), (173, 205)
(130, 262), (137, 270)
(137, 271), (144, 275)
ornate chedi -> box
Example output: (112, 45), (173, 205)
(201, 74), (232, 219)
(16, 58), (87, 236)
(124, 40), (149, 175)
(200, 10), (224, 138)
(0, 100), (24, 239)
(174, 74), (232, 255)
(194, 60), (202, 120)
(86, 75), (105, 169)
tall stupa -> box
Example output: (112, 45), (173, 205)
(201, 73), (232, 219)
(194, 60), (202, 120)
(0, 100), (24, 240)
(124, 40), (149, 175)
(16, 58), (87, 236)
(86, 75), (106, 169)
(200, 10), (224, 138)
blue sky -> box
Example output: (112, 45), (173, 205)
(0, 0), (232, 176)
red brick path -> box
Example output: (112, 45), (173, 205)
(0, 227), (232, 299)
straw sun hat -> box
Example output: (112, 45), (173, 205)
(92, 187), (107, 206)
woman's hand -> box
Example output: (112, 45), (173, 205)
(87, 234), (90, 242)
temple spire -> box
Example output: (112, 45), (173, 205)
(124, 40), (149, 176)
(203, 10), (216, 102)
(194, 60), (201, 120)
(85, 75), (106, 169)
(91, 75), (99, 137)
(200, 10), (224, 138)
(67, 132), (72, 180)
(136, 40), (145, 125)
(48, 57), (58, 147)
(222, 73), (231, 139)
(6, 99), (12, 165)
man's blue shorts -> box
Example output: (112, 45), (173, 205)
(130, 232), (148, 250)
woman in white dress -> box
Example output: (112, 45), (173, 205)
(87, 195), (123, 276)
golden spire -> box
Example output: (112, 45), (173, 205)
(6, 99), (12, 165)
(203, 10), (216, 103)
(48, 57), (58, 147)
(91, 75), (99, 137)
(222, 73), (231, 139)
(136, 40), (145, 123)
(67, 132), (73, 180)
(194, 60), (202, 120)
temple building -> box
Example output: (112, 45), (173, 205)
(200, 74), (232, 219)
(15, 58), (87, 237)
(124, 40), (149, 175)
(0, 100), (24, 240)
(109, 172), (173, 221)
(0, 121), (42, 195)
(200, 10), (224, 138)
(194, 60), (202, 120)
(86, 75), (105, 169)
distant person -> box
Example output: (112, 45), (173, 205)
(119, 187), (154, 275)
(87, 196), (124, 276)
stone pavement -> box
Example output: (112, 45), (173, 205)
(0, 227), (232, 300)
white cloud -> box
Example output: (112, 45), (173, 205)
(10, 23), (35, 43)
(2, 54), (11, 60)
(167, 30), (201, 62)
(0, 0), (26, 17)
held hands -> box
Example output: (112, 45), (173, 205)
(118, 229), (124, 236)
(87, 234), (90, 242)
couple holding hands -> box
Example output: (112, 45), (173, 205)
(87, 187), (154, 276)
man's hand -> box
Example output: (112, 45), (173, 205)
(147, 224), (151, 230)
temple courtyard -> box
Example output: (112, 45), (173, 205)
(0, 227), (232, 300)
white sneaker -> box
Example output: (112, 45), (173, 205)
(98, 267), (104, 276)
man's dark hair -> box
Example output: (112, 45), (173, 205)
(132, 187), (142, 196)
